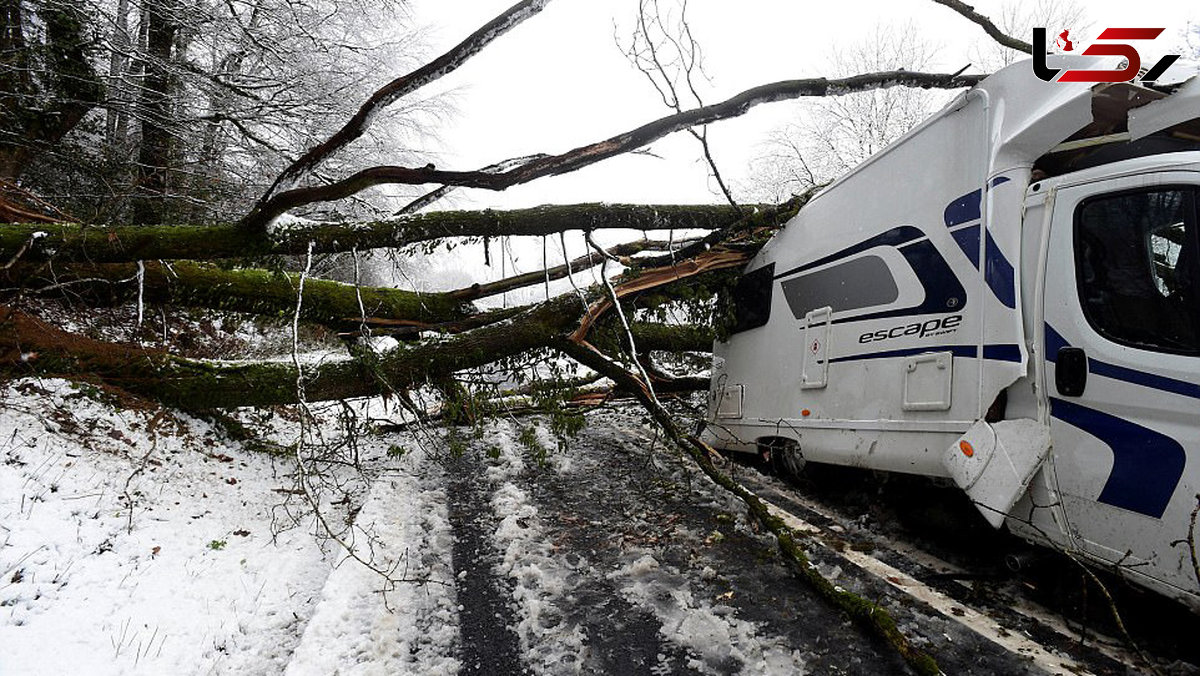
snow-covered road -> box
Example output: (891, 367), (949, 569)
(3, 379), (1196, 674)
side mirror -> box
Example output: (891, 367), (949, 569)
(1056, 347), (1088, 397)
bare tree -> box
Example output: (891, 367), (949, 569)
(3, 0), (437, 224)
(0, 2), (1036, 670)
(967, 0), (1088, 70)
(744, 22), (948, 199)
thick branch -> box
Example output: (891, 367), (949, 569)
(0, 297), (579, 409)
(929, 0), (1032, 54)
(650, 189), (814, 265)
(240, 70), (983, 228)
(1, 252), (731, 407)
(445, 238), (680, 302)
(258, 0), (553, 202)
(572, 245), (752, 341)
(9, 261), (473, 328)
(0, 203), (750, 264)
(628, 322), (713, 353)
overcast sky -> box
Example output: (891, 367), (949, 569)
(386, 1), (1197, 298)
(402, 0), (1197, 211)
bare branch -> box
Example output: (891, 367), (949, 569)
(240, 70), (983, 228)
(930, 0), (1032, 54)
(444, 238), (683, 302)
(393, 154), (550, 216)
(256, 0), (554, 203)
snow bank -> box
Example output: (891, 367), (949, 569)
(285, 446), (460, 676)
(0, 379), (332, 675)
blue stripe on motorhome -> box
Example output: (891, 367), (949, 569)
(827, 343), (1021, 364)
(774, 226), (925, 281)
(982, 344), (1022, 362)
(985, 230), (1017, 308)
(1044, 323), (1070, 359)
(943, 191), (982, 228)
(1044, 323), (1200, 400)
(828, 238), (967, 325)
(942, 177), (1013, 228)
(951, 225), (981, 268)
(829, 345), (976, 363)
(942, 178), (1017, 306)
(1049, 397), (1185, 518)
(1089, 360), (1200, 401)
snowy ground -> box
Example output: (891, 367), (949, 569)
(3, 378), (1198, 675)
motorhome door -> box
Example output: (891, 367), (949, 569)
(1043, 172), (1200, 593)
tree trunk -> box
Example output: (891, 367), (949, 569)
(9, 261), (475, 329)
(0, 2), (103, 180)
(105, 0), (132, 145)
(0, 203), (766, 262)
(1, 268), (722, 408)
(133, 0), (179, 224)
(1, 295), (582, 408)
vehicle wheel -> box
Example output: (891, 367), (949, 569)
(757, 437), (804, 477)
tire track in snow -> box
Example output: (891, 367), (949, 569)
(285, 449), (460, 676)
(479, 423), (589, 674)
(534, 414), (911, 675)
(446, 449), (528, 675)
(483, 418), (810, 675)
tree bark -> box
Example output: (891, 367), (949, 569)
(9, 261), (474, 329)
(0, 294), (577, 408)
(132, 0), (179, 225)
(0, 257), (724, 407)
(0, 203), (760, 263)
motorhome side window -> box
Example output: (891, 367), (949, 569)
(730, 263), (774, 334)
(1075, 187), (1200, 354)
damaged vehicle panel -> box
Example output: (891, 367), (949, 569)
(705, 56), (1200, 608)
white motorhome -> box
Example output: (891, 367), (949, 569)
(703, 57), (1200, 607)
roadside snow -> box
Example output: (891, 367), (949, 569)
(285, 445), (460, 676)
(0, 379), (333, 675)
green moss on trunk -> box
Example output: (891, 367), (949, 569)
(0, 203), (765, 263)
(0, 295), (581, 409)
(11, 261), (471, 328)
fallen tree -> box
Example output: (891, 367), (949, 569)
(0, 230), (761, 408)
(7, 260), (474, 329)
(0, 0), (1040, 670)
(0, 203), (753, 264)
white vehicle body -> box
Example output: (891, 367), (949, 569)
(704, 58), (1200, 607)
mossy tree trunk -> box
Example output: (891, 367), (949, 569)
(9, 261), (474, 329)
(1, 283), (721, 410)
(0, 203), (759, 264)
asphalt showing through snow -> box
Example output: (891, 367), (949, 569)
(436, 413), (916, 674)
(420, 408), (1200, 674)
(447, 452), (530, 675)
